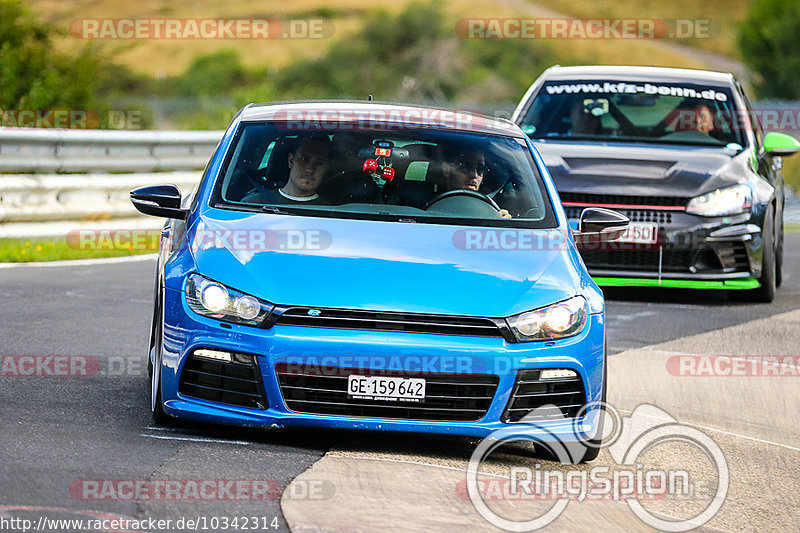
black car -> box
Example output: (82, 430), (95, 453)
(512, 65), (800, 302)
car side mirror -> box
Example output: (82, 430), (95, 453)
(573, 207), (629, 244)
(130, 184), (189, 220)
(762, 131), (800, 157)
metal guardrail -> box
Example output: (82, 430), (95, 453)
(0, 129), (223, 227)
(0, 128), (223, 173)
(0, 172), (201, 223)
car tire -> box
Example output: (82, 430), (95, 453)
(150, 290), (170, 425)
(776, 219), (784, 288)
(574, 350), (606, 464)
(737, 205), (776, 303)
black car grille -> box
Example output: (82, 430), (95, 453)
(564, 206), (673, 224)
(560, 192), (687, 208)
(276, 364), (499, 422)
(579, 249), (695, 272)
(272, 307), (507, 339)
(503, 370), (586, 423)
(179, 352), (268, 409)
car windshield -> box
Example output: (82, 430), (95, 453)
(212, 123), (556, 228)
(519, 80), (747, 147)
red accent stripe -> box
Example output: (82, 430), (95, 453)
(562, 201), (685, 211)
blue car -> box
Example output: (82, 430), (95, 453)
(131, 102), (629, 462)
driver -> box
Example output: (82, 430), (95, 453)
(441, 144), (512, 219)
(243, 134), (332, 204)
(669, 101), (716, 135)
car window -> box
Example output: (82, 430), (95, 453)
(211, 123), (557, 228)
(520, 80), (746, 148)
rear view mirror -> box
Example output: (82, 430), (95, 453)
(130, 184), (188, 220)
(762, 131), (800, 157)
(573, 208), (629, 244)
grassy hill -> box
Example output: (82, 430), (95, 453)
(31, 0), (735, 79)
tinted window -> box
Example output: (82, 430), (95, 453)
(520, 80), (746, 147)
(212, 123), (556, 228)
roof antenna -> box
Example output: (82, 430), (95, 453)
(368, 94), (373, 102)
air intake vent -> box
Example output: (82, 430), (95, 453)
(179, 351), (267, 409)
(503, 369), (586, 423)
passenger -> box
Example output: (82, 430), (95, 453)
(244, 134), (332, 204)
(569, 100), (602, 135)
(441, 144), (512, 219)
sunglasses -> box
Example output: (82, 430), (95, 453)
(456, 160), (487, 176)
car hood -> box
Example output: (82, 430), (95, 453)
(186, 212), (584, 318)
(534, 141), (749, 197)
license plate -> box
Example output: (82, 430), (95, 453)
(617, 222), (658, 244)
(347, 375), (426, 402)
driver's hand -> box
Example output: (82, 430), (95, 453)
(499, 209), (512, 219)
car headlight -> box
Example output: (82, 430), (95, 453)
(686, 185), (751, 217)
(185, 274), (273, 326)
(506, 296), (588, 342)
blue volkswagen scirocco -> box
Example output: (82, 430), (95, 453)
(131, 102), (628, 462)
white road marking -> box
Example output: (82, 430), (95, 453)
(140, 433), (252, 445)
(617, 409), (800, 453)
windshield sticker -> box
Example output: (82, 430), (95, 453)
(545, 82), (727, 102)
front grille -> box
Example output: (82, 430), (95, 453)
(276, 364), (499, 422)
(503, 370), (586, 423)
(179, 352), (268, 409)
(561, 192), (687, 208)
(272, 307), (506, 339)
(564, 206), (673, 224)
(579, 249), (695, 272)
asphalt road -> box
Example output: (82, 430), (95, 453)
(0, 234), (798, 532)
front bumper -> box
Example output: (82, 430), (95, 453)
(158, 287), (606, 443)
(566, 206), (763, 285)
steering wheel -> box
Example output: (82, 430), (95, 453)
(424, 189), (502, 211)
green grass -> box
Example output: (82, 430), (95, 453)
(0, 235), (158, 263)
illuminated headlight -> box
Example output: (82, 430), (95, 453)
(686, 185), (751, 217)
(506, 296), (588, 342)
(185, 274), (273, 326)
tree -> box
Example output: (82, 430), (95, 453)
(0, 0), (99, 110)
(739, 0), (800, 99)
